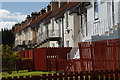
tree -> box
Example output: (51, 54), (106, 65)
(1, 28), (15, 47)
(1, 45), (18, 74)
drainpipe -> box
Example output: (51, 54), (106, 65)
(112, 0), (114, 26)
(62, 18), (64, 47)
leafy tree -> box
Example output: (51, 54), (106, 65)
(1, 45), (18, 74)
(0, 28), (17, 74)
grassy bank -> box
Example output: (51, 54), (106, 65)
(2, 70), (55, 78)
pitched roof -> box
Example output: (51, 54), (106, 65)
(14, 11), (52, 33)
(44, 2), (80, 25)
(14, 2), (80, 34)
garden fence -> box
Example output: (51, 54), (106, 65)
(18, 39), (120, 73)
(2, 69), (120, 80)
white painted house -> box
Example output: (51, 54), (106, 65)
(70, 0), (120, 59)
(12, 1), (120, 59)
(81, 0), (120, 41)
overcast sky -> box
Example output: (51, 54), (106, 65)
(0, 2), (49, 30)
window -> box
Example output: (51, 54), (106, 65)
(66, 40), (69, 47)
(94, 0), (99, 20)
(52, 43), (55, 47)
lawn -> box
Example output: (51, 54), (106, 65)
(2, 70), (55, 78)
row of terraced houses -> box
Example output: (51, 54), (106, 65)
(12, 0), (120, 59)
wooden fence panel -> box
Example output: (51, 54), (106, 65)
(19, 51), (25, 58)
(33, 48), (47, 71)
(17, 39), (120, 72)
(78, 39), (120, 72)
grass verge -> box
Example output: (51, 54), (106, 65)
(1, 70), (55, 78)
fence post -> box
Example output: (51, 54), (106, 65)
(84, 71), (89, 80)
(104, 70), (109, 80)
(99, 70), (104, 80)
(109, 70), (114, 80)
(94, 70), (99, 80)
(11, 76), (18, 80)
(53, 73), (57, 80)
(25, 76), (31, 80)
(69, 72), (73, 80)
(42, 74), (47, 80)
(74, 72), (78, 80)
(79, 72), (84, 80)
(114, 69), (119, 80)
(64, 72), (68, 80)
(58, 73), (63, 80)
(90, 71), (95, 80)
(47, 74), (52, 80)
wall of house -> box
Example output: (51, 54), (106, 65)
(39, 42), (50, 48)
(64, 11), (74, 47)
(73, 13), (80, 46)
(19, 32), (22, 45)
(14, 1), (120, 48)
(84, 1), (119, 41)
(15, 33), (18, 46)
(37, 19), (61, 47)
(21, 31), (25, 41)
(50, 41), (59, 47)
(25, 30), (28, 42)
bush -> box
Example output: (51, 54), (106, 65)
(1, 45), (18, 74)
(16, 58), (33, 72)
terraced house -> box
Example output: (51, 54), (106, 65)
(12, 0), (120, 59)
(12, 1), (89, 49)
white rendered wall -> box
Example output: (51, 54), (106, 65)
(64, 11), (74, 47)
(84, 1), (119, 41)
(50, 41), (59, 47)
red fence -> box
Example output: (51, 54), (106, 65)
(71, 39), (120, 72)
(19, 50), (33, 59)
(15, 58), (33, 71)
(18, 39), (120, 72)
(45, 39), (120, 72)
(18, 47), (72, 71)
(33, 48), (47, 71)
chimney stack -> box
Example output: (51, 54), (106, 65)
(26, 15), (31, 24)
(21, 21), (25, 27)
(47, 4), (51, 11)
(50, 1), (59, 11)
(41, 8), (46, 14)
(60, 2), (67, 7)
(14, 23), (21, 30)
(31, 12), (40, 20)
(27, 15), (31, 19)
